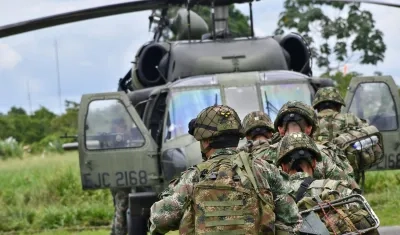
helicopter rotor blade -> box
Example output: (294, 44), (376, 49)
(0, 0), (398, 39)
(0, 0), (175, 39)
(304, 0), (400, 8)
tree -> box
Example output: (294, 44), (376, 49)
(321, 71), (362, 97)
(8, 107), (27, 116)
(275, 1), (386, 74)
(51, 100), (79, 135)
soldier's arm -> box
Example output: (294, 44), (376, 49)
(148, 169), (198, 234)
(253, 158), (302, 233)
(320, 152), (360, 190)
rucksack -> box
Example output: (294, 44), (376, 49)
(332, 125), (384, 172)
(179, 152), (275, 235)
(296, 178), (379, 234)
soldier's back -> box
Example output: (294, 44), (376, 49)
(316, 141), (354, 178)
(315, 109), (367, 142)
(179, 151), (276, 234)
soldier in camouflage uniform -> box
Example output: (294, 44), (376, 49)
(260, 101), (359, 189)
(237, 111), (275, 156)
(312, 87), (378, 184)
(312, 87), (368, 142)
(275, 132), (380, 235)
(109, 118), (131, 235)
(110, 188), (130, 235)
(148, 105), (302, 235)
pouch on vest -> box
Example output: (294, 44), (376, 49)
(297, 181), (380, 234)
(332, 125), (384, 171)
(182, 153), (275, 235)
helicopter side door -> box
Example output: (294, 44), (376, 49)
(78, 92), (159, 190)
(343, 76), (400, 170)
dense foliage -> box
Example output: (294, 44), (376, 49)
(0, 100), (79, 158)
(275, 1), (387, 74)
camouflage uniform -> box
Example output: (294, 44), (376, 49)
(109, 118), (131, 235)
(260, 101), (359, 189)
(148, 105), (301, 234)
(110, 187), (131, 235)
(237, 111), (274, 161)
(276, 132), (380, 235)
(312, 87), (373, 183)
(312, 87), (369, 142)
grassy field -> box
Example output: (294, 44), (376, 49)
(0, 151), (399, 234)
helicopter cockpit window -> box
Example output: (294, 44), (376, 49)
(349, 82), (398, 131)
(224, 86), (259, 120)
(261, 83), (312, 121)
(85, 99), (145, 150)
(165, 88), (221, 141)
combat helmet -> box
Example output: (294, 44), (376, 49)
(188, 105), (243, 141)
(242, 111), (274, 136)
(276, 132), (322, 167)
(274, 101), (318, 136)
(312, 87), (345, 109)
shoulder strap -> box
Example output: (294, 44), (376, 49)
(235, 151), (269, 205)
(295, 177), (316, 203)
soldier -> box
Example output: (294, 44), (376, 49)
(275, 132), (380, 235)
(261, 101), (358, 189)
(148, 105), (302, 235)
(110, 117), (131, 235)
(312, 87), (368, 142)
(237, 111), (275, 155)
(312, 87), (382, 185)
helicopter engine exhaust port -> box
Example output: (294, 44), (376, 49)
(133, 43), (168, 88)
(279, 33), (311, 76)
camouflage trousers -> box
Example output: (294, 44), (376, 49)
(110, 187), (131, 235)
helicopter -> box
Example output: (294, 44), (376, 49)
(1, 0), (400, 234)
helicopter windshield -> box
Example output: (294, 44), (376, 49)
(261, 82), (312, 121)
(166, 88), (222, 140)
(224, 86), (259, 120)
(165, 81), (312, 141)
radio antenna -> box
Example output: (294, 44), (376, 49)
(54, 39), (62, 114)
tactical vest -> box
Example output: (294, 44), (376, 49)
(179, 152), (275, 235)
(296, 178), (378, 234)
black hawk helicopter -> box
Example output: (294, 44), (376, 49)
(1, 0), (400, 234)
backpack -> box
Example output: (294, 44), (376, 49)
(296, 178), (379, 234)
(179, 152), (275, 235)
(332, 125), (384, 172)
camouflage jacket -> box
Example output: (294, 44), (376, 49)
(316, 141), (354, 178)
(237, 139), (273, 162)
(148, 148), (302, 234)
(314, 109), (369, 142)
(259, 141), (359, 190)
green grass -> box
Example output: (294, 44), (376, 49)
(0, 152), (113, 233)
(363, 169), (400, 226)
(0, 151), (399, 234)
